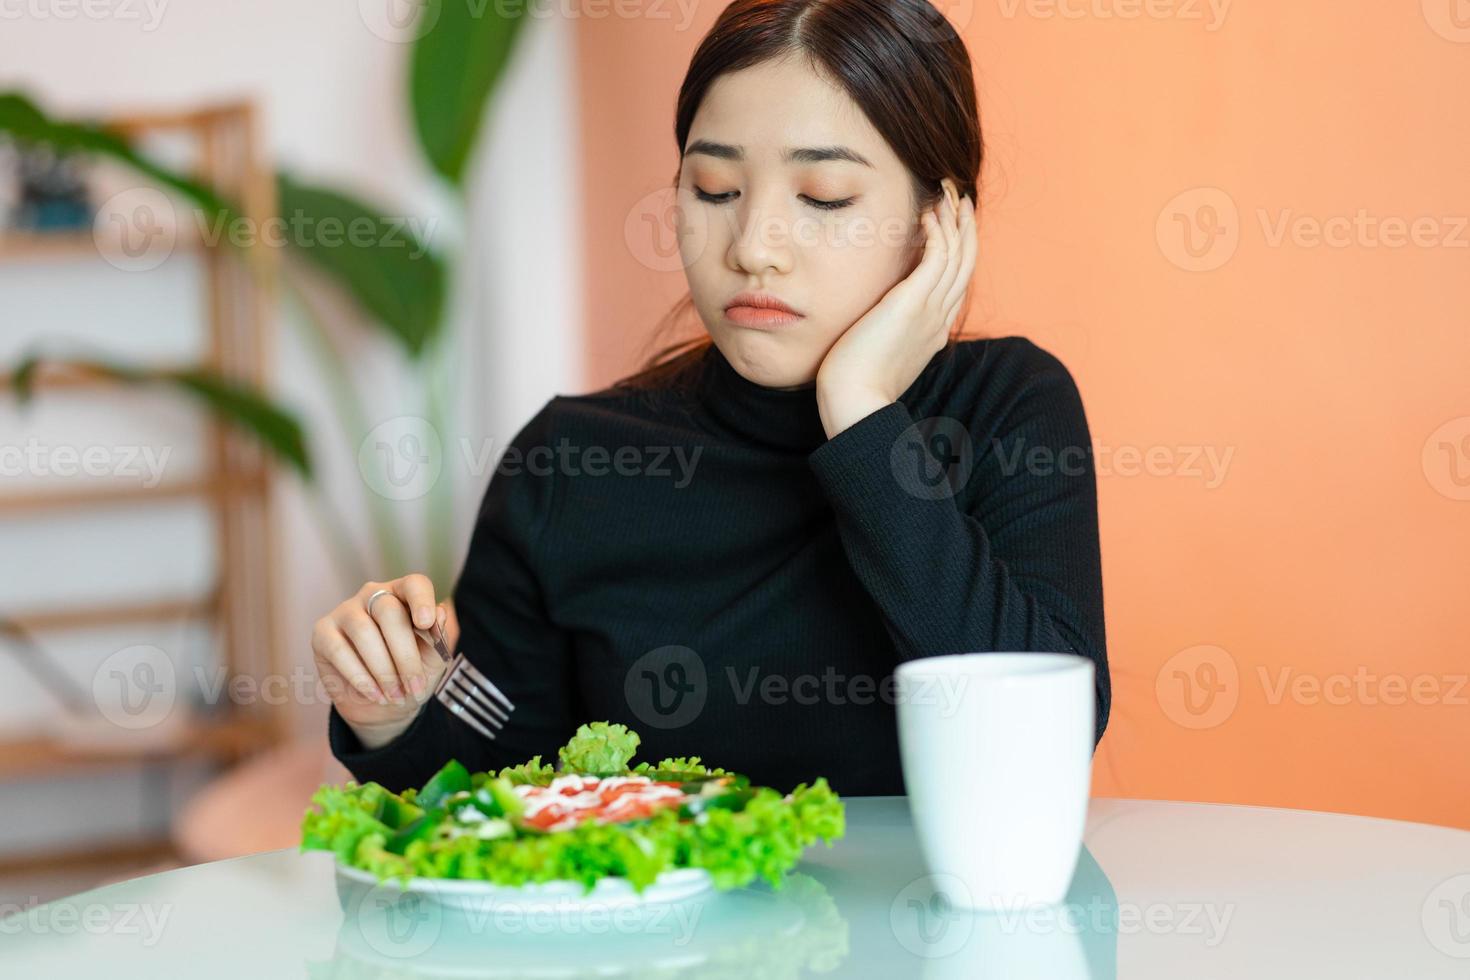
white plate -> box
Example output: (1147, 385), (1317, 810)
(334, 861), (714, 912)
(323, 869), (845, 976)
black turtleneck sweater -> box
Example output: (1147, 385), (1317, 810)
(327, 336), (1109, 796)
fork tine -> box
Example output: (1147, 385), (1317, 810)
(440, 680), (507, 735)
(417, 624), (517, 715)
(439, 691), (499, 742)
(454, 658), (516, 713)
(445, 670), (510, 727)
(448, 667), (512, 724)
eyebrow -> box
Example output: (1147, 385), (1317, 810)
(683, 139), (875, 169)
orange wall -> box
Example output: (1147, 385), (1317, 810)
(576, 4), (1470, 829)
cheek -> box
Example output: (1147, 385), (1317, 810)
(808, 220), (915, 325)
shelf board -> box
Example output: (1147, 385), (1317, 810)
(0, 471), (265, 514)
(0, 713), (275, 782)
(7, 597), (214, 632)
(0, 230), (98, 260)
(0, 228), (206, 262)
(0, 835), (179, 877)
(0, 360), (208, 393)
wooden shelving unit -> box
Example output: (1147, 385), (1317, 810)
(0, 715), (278, 782)
(0, 100), (286, 873)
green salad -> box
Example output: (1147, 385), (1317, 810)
(300, 722), (845, 895)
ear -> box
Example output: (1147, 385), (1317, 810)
(941, 177), (960, 213)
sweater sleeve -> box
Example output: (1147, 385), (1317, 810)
(327, 399), (580, 792)
(805, 348), (1110, 746)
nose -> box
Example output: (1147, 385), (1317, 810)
(727, 197), (795, 278)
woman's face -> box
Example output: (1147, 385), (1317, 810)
(676, 55), (925, 390)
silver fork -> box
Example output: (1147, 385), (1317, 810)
(413, 620), (515, 741)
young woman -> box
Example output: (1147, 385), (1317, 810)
(313, 0), (1108, 796)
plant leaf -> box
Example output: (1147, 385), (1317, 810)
(409, 0), (528, 185)
(0, 91), (238, 228)
(165, 367), (312, 478)
(276, 172), (446, 358)
(1, 356), (312, 479)
(9, 354), (41, 405)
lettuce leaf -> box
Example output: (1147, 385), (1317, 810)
(495, 754), (555, 786)
(630, 755), (731, 780)
(557, 721), (640, 774)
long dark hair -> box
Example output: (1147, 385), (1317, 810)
(613, 0), (984, 394)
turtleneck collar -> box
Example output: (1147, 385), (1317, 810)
(695, 342), (830, 452)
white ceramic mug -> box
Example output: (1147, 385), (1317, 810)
(894, 652), (1095, 912)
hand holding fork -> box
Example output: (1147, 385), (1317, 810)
(311, 575), (514, 751)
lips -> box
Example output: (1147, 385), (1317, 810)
(725, 291), (800, 316)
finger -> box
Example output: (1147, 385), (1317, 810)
(367, 591), (430, 697)
(944, 197), (979, 315)
(909, 209), (949, 297)
(314, 620), (388, 705)
(341, 611), (408, 704)
(935, 194), (964, 302)
(944, 284), (971, 334)
(314, 648), (377, 708)
(392, 573), (438, 629)
(417, 615), (451, 687)
(934, 181), (957, 257)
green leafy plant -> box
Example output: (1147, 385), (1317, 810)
(410, 0), (529, 185)
(10, 354), (310, 478)
(2, 4), (530, 594)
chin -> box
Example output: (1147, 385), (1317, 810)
(715, 328), (821, 389)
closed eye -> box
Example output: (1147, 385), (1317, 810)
(693, 188), (855, 212)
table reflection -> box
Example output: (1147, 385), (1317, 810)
(305, 843), (1115, 979)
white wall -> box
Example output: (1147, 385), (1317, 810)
(0, 1), (582, 855)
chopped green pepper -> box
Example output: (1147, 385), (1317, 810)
(385, 807), (447, 855)
(678, 787), (756, 819)
(484, 777), (524, 821)
(372, 793), (424, 830)
(418, 760), (471, 809)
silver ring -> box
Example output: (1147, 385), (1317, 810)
(365, 588), (394, 618)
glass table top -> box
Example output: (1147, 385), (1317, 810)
(4, 795), (1469, 978)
